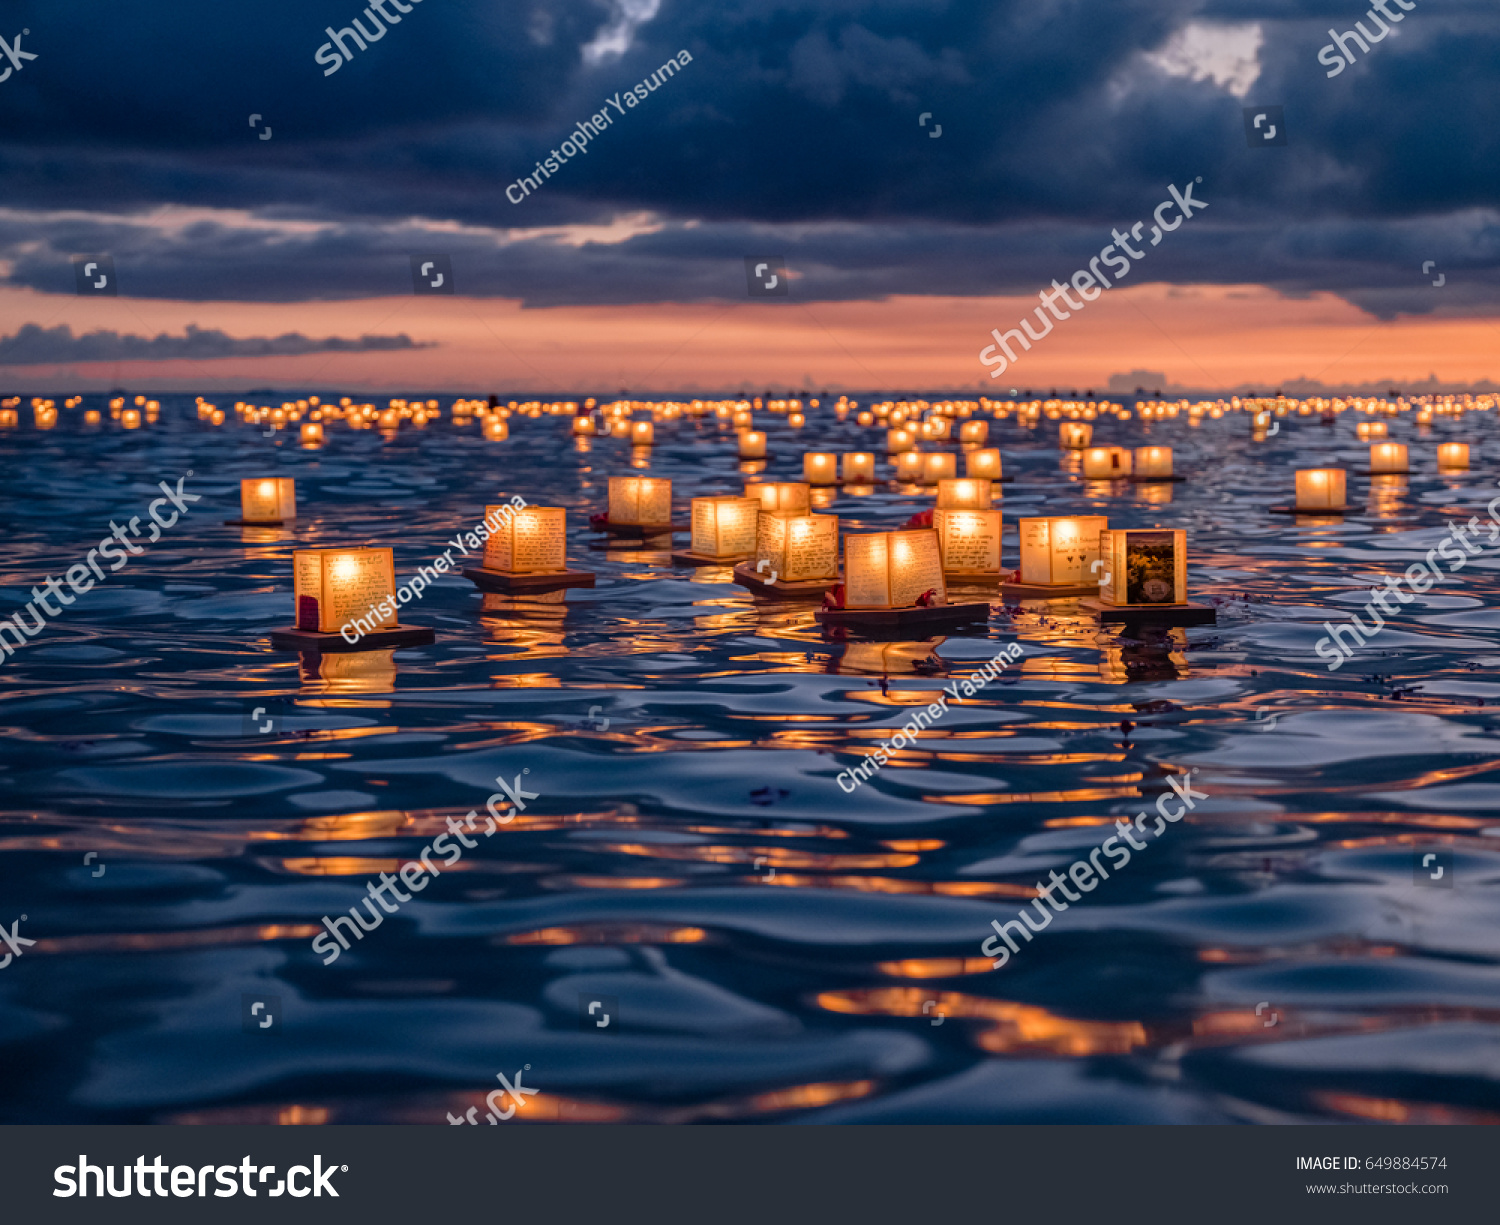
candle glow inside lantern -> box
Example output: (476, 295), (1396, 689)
(1438, 442), (1470, 471)
(936, 478), (992, 509)
(483, 506), (567, 573)
(755, 512), (839, 582)
(738, 430), (767, 459)
(1018, 515), (1108, 585)
(935, 510), (1002, 576)
(959, 420), (989, 444)
(631, 421), (655, 445)
(1097, 529), (1187, 606)
(1356, 420), (1389, 440)
(690, 496), (760, 559)
(608, 476), (672, 526)
(1370, 442), (1409, 474)
(240, 478), (297, 523)
(300, 422), (324, 445)
(895, 451), (925, 482)
(844, 529), (948, 608)
(965, 448), (1002, 480)
(921, 452), (957, 485)
(1059, 422), (1093, 450)
(294, 547), (397, 633)
(1133, 446), (1173, 479)
(483, 417), (508, 440)
(841, 452), (875, 483)
(886, 428), (915, 454)
(572, 416), (596, 435)
(803, 452), (838, 485)
(1082, 446), (1133, 479)
(1294, 468), (1347, 511)
(752, 481), (811, 513)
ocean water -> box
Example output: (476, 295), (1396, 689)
(1, 397), (1497, 1124)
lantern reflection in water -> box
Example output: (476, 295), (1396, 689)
(299, 649), (398, 692)
(825, 638), (948, 676)
(690, 496), (759, 560)
(843, 530), (947, 608)
(293, 547), (397, 633)
(240, 478), (297, 524)
(1017, 516), (1107, 585)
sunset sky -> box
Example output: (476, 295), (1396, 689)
(1, 0), (1496, 395)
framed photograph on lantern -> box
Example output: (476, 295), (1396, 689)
(1080, 528), (1215, 627)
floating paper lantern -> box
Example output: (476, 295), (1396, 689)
(294, 547), (397, 633)
(608, 476), (671, 526)
(483, 417), (508, 440)
(738, 430), (767, 459)
(959, 420), (989, 444)
(572, 416), (596, 436)
(300, 422), (324, 446)
(935, 510), (1002, 576)
(690, 496), (760, 559)
(1293, 468), (1346, 511)
(936, 479), (992, 509)
(1370, 442), (1409, 474)
(241, 478), (297, 523)
(844, 529), (947, 608)
(1355, 420), (1389, 440)
(965, 448), (1002, 480)
(856, 411), (874, 427)
(803, 453), (838, 486)
(887, 428), (916, 455)
(1082, 446), (1133, 479)
(1097, 529), (1187, 606)
(923, 417), (952, 441)
(752, 481), (811, 513)
(732, 409), (754, 429)
(84, 409), (102, 424)
(789, 412), (805, 428)
(483, 506), (567, 573)
(631, 421), (655, 446)
(756, 512), (839, 582)
(1133, 446), (1173, 479)
(1438, 442), (1470, 471)
(122, 409), (142, 429)
(895, 452), (925, 482)
(841, 452), (875, 483)
(1059, 422), (1092, 450)
(920, 453), (957, 485)
(1018, 515), (1108, 585)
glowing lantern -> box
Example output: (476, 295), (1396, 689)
(300, 422), (324, 446)
(0, 409), (16, 429)
(608, 476), (672, 527)
(484, 417), (508, 440)
(886, 428), (915, 454)
(965, 448), (1002, 480)
(843, 530), (947, 608)
(803, 453), (838, 486)
(936, 479), (992, 509)
(841, 453), (875, 483)
(483, 506), (567, 573)
(122, 409), (142, 429)
(752, 482), (811, 513)
(738, 430), (767, 459)
(935, 510), (1002, 576)
(756, 512), (839, 583)
(294, 547), (397, 633)
(895, 452), (925, 482)
(789, 412), (805, 428)
(240, 478), (297, 523)
(1082, 446), (1133, 479)
(1438, 443), (1470, 471)
(84, 410), (102, 424)
(1370, 442), (1409, 474)
(1097, 529), (1187, 606)
(1293, 468), (1347, 511)
(959, 420), (989, 444)
(1133, 446), (1173, 479)
(923, 417), (952, 441)
(631, 421), (655, 446)
(1059, 422), (1092, 449)
(1018, 515), (1108, 585)
(856, 411), (874, 427)
(689, 496), (759, 559)
(921, 453), (957, 485)
(572, 417), (596, 435)
(732, 410), (754, 429)
(1356, 420), (1389, 440)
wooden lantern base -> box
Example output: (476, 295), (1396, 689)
(225, 518), (292, 527)
(1353, 469), (1409, 477)
(999, 574), (1101, 598)
(738, 452), (777, 462)
(944, 570), (1002, 584)
(1128, 474), (1187, 484)
(269, 624), (435, 653)
(816, 601), (991, 632)
(1268, 504), (1348, 516)
(730, 561), (837, 600)
(1078, 598), (1216, 628)
(670, 549), (749, 567)
(462, 566), (595, 593)
(593, 519), (686, 537)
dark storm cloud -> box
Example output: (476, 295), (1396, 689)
(0, 0), (1497, 313)
(0, 323), (431, 366)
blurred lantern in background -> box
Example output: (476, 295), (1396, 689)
(1293, 468), (1346, 511)
(936, 479), (992, 509)
(965, 448), (1002, 480)
(803, 453), (838, 486)
(738, 430), (767, 459)
(1133, 446), (1173, 479)
(241, 478), (297, 523)
(1059, 422), (1092, 449)
(1438, 443), (1470, 471)
(921, 453), (957, 485)
(1369, 442), (1409, 474)
(751, 481), (811, 513)
(841, 453), (875, 483)
(1082, 446), (1133, 479)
